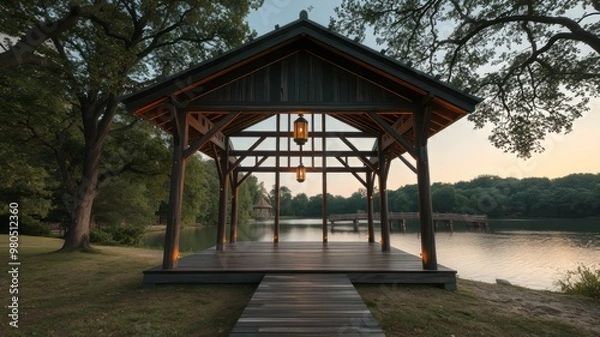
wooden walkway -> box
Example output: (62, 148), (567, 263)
(229, 273), (385, 337)
(143, 242), (457, 289)
(329, 212), (488, 230)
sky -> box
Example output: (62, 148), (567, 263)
(242, 0), (600, 198)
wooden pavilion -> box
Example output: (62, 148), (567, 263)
(122, 11), (481, 289)
(253, 198), (273, 221)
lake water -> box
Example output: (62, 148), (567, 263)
(144, 218), (600, 291)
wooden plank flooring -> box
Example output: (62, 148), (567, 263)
(143, 242), (456, 289)
(229, 274), (385, 337)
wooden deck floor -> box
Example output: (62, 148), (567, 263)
(229, 274), (385, 337)
(144, 242), (456, 289)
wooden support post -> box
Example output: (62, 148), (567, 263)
(230, 170), (239, 243)
(216, 138), (230, 250)
(322, 114), (328, 243)
(415, 99), (438, 270)
(163, 106), (188, 270)
(274, 114), (281, 243)
(366, 170), (375, 243)
(378, 137), (391, 252)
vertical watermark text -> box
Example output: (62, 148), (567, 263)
(8, 202), (20, 328)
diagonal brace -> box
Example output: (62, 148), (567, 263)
(335, 156), (367, 187)
(367, 111), (417, 157)
(225, 136), (266, 176)
(183, 111), (240, 159)
(398, 154), (417, 174)
(339, 136), (378, 172)
(235, 156), (269, 188)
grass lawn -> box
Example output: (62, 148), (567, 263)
(0, 235), (255, 337)
(1, 235), (598, 336)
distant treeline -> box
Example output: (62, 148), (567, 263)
(272, 173), (600, 219)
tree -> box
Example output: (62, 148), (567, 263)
(0, 1), (107, 68)
(0, 65), (68, 235)
(270, 185), (293, 215)
(0, 1), (262, 251)
(291, 193), (309, 217)
(332, 0), (600, 158)
(432, 184), (457, 213)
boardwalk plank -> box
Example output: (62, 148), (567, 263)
(230, 274), (385, 337)
(143, 242), (457, 290)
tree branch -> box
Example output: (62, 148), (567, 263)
(443, 14), (600, 55)
(110, 118), (139, 134)
(98, 162), (163, 185)
(87, 14), (132, 46)
(0, 1), (107, 68)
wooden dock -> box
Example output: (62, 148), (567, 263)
(229, 274), (385, 337)
(329, 212), (488, 231)
(143, 242), (457, 290)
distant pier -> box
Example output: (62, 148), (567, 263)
(329, 212), (488, 231)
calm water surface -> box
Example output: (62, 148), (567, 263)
(145, 218), (600, 290)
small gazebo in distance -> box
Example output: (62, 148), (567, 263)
(253, 198), (273, 221)
(121, 11), (481, 290)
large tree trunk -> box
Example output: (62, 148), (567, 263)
(61, 144), (101, 251)
(60, 97), (116, 252)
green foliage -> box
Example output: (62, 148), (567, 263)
(0, 67), (62, 234)
(432, 184), (457, 213)
(0, 0), (263, 249)
(331, 0), (600, 158)
(90, 224), (147, 246)
(238, 175), (264, 223)
(273, 173), (600, 218)
(184, 155), (219, 226)
(556, 264), (600, 299)
(20, 222), (51, 237)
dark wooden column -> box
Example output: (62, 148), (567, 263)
(366, 170), (375, 243)
(216, 139), (230, 250)
(229, 170), (239, 243)
(163, 106), (188, 269)
(322, 113), (328, 243)
(415, 99), (437, 270)
(274, 114), (281, 242)
(378, 137), (391, 252)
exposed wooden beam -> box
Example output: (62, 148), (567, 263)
(186, 103), (414, 113)
(183, 111), (240, 158)
(231, 131), (375, 138)
(186, 114), (226, 151)
(275, 114), (281, 243)
(338, 136), (378, 172)
(236, 156), (269, 188)
(163, 106), (188, 270)
(398, 154), (417, 174)
(225, 136), (266, 176)
(381, 115), (414, 151)
(335, 156), (367, 187)
(367, 111), (417, 157)
(366, 170), (375, 243)
(229, 150), (376, 157)
(322, 113), (328, 243)
(415, 98), (437, 270)
(237, 166), (369, 173)
(378, 136), (391, 252)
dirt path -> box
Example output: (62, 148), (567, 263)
(464, 280), (600, 334)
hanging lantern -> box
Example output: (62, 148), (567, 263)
(296, 164), (306, 183)
(293, 114), (308, 146)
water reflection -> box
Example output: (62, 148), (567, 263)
(144, 218), (600, 290)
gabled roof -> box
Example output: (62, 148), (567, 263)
(121, 11), (481, 158)
(253, 198), (272, 209)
